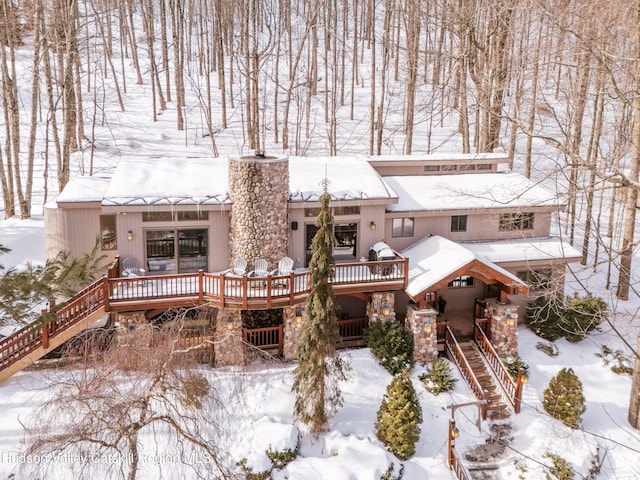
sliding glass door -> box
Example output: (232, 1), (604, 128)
(145, 229), (208, 273)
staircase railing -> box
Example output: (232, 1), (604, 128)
(0, 277), (108, 372)
(444, 326), (487, 420)
(473, 322), (524, 413)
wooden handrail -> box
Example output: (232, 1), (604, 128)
(338, 317), (368, 341)
(243, 325), (283, 356)
(473, 322), (517, 409)
(449, 444), (471, 480)
(444, 326), (487, 420)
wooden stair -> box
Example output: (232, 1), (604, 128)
(458, 341), (511, 421)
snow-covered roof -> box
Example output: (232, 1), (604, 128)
(54, 155), (398, 207)
(383, 173), (562, 212)
(288, 156), (396, 202)
(367, 152), (509, 163)
(55, 176), (112, 204)
(402, 235), (526, 298)
(461, 237), (582, 264)
(102, 157), (230, 207)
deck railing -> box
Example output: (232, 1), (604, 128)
(444, 326), (488, 420)
(338, 317), (369, 343)
(473, 322), (521, 412)
(243, 325), (283, 356)
(448, 441), (471, 480)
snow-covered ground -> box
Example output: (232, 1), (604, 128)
(1, 217), (639, 479)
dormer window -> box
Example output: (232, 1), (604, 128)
(499, 212), (535, 231)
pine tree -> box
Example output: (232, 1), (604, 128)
(376, 370), (423, 460)
(543, 367), (586, 428)
(291, 190), (348, 434)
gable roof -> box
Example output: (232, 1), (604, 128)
(461, 237), (582, 264)
(402, 235), (528, 301)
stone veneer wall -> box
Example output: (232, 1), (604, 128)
(486, 298), (519, 357)
(214, 308), (245, 366)
(283, 304), (306, 360)
(367, 292), (396, 322)
(228, 154), (289, 269)
(406, 305), (439, 363)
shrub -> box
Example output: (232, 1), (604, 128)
(376, 370), (422, 460)
(595, 344), (634, 376)
(502, 354), (529, 382)
(525, 293), (607, 342)
(419, 359), (457, 395)
(365, 321), (414, 375)
(265, 445), (298, 470)
(544, 452), (574, 480)
(543, 368), (586, 428)
(536, 341), (558, 357)
(380, 462), (404, 480)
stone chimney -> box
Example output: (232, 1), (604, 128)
(228, 153), (289, 268)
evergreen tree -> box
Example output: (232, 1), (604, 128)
(543, 367), (586, 428)
(291, 190), (348, 434)
(376, 370), (423, 460)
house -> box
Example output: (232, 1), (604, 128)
(39, 152), (580, 365)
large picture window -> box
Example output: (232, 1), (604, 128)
(305, 222), (358, 265)
(448, 275), (474, 288)
(146, 229), (208, 273)
(516, 269), (551, 290)
(499, 212), (534, 231)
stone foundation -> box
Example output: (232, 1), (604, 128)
(406, 305), (439, 363)
(214, 308), (245, 366)
(486, 298), (519, 357)
(283, 304), (306, 360)
(367, 292), (396, 323)
(116, 311), (146, 330)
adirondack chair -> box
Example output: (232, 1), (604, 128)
(224, 258), (248, 276)
(270, 256), (294, 288)
(249, 258), (269, 277)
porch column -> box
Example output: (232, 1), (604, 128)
(367, 292), (396, 323)
(214, 308), (245, 366)
(486, 299), (519, 357)
(283, 303), (306, 361)
(406, 305), (439, 363)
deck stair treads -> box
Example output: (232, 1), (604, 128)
(458, 341), (511, 421)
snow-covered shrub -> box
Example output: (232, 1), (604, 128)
(536, 341), (558, 357)
(502, 354), (529, 382)
(376, 370), (422, 460)
(419, 359), (457, 395)
(525, 293), (607, 343)
(543, 368), (586, 428)
(365, 321), (414, 375)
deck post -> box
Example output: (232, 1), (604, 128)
(514, 368), (527, 414)
(103, 277), (110, 312)
(198, 270), (204, 305)
(41, 310), (49, 350)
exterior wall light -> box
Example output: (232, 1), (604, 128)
(127, 230), (134, 241)
(423, 320), (432, 334)
(506, 313), (515, 326)
(381, 301), (390, 316)
(226, 316), (234, 330)
(295, 308), (303, 323)
(369, 221), (376, 230)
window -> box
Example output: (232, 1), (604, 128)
(516, 269), (551, 290)
(305, 222), (358, 265)
(392, 218), (414, 237)
(477, 164), (492, 171)
(448, 275), (474, 288)
(334, 206), (360, 216)
(424, 165), (440, 172)
(146, 229), (208, 273)
(441, 164), (457, 172)
(177, 211), (208, 221)
(305, 208), (321, 217)
(460, 164), (475, 171)
(100, 215), (117, 250)
(143, 211), (173, 222)
(450, 215), (467, 233)
(499, 212), (535, 231)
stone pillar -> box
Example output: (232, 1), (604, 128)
(406, 305), (439, 363)
(367, 292), (396, 323)
(283, 303), (306, 361)
(486, 298), (518, 357)
(214, 308), (245, 366)
(228, 154), (289, 269)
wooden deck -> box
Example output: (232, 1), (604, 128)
(0, 258), (407, 380)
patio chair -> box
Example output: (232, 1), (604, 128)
(270, 256), (294, 288)
(249, 258), (269, 277)
(122, 257), (146, 277)
(224, 258), (248, 276)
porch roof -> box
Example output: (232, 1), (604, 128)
(461, 237), (582, 264)
(402, 235), (527, 300)
(383, 173), (562, 213)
